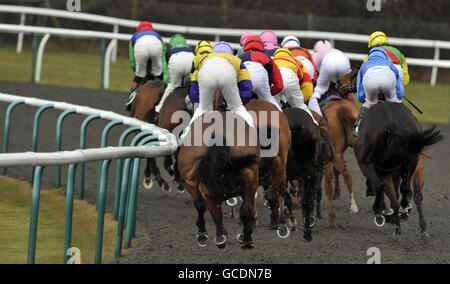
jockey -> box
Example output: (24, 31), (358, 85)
(353, 47), (405, 137)
(308, 40), (351, 117)
(365, 31), (410, 86)
(272, 48), (317, 125)
(154, 34), (195, 113)
(236, 32), (254, 56)
(238, 35), (284, 111)
(281, 35), (318, 84)
(260, 30), (280, 58)
(125, 21), (169, 111)
(180, 41), (254, 144)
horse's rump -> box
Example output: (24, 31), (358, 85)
(198, 137), (259, 199)
(359, 103), (443, 169)
(284, 108), (320, 178)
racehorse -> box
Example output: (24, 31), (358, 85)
(143, 86), (192, 192)
(311, 111), (337, 226)
(284, 107), (321, 242)
(354, 102), (443, 236)
(245, 99), (295, 238)
(142, 88), (227, 193)
(130, 80), (173, 191)
(320, 68), (360, 213)
(178, 111), (260, 250)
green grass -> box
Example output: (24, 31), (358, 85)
(0, 44), (133, 92)
(0, 44), (449, 122)
(0, 176), (130, 264)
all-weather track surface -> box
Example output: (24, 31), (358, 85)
(0, 80), (448, 264)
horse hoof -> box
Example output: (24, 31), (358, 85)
(162, 183), (172, 193)
(241, 243), (255, 250)
(393, 227), (402, 236)
(143, 179), (153, 190)
(374, 215), (386, 227)
(303, 230), (313, 242)
(350, 203), (359, 214)
(196, 233), (209, 247)
(226, 198), (238, 207)
(177, 184), (185, 193)
(236, 234), (244, 244)
(276, 225), (290, 239)
(306, 216), (316, 228)
(422, 232), (431, 239)
(215, 235), (228, 249)
(399, 213), (409, 222)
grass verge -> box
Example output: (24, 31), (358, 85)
(0, 175), (129, 264)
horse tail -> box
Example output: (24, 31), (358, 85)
(198, 137), (259, 198)
(376, 125), (443, 165)
(414, 126), (444, 149)
(291, 124), (318, 164)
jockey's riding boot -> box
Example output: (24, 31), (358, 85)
(153, 112), (159, 124)
(352, 106), (368, 137)
(125, 88), (137, 111)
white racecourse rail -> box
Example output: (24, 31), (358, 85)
(0, 4), (450, 86)
(0, 92), (178, 167)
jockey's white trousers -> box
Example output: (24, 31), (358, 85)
(309, 51), (351, 117)
(314, 51), (351, 97)
(133, 35), (163, 78)
(243, 61), (282, 111)
(362, 65), (401, 108)
(295, 56), (316, 82)
(276, 67), (317, 125)
(188, 57), (255, 129)
(155, 51), (195, 113)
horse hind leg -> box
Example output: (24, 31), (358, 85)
(412, 173), (428, 237)
(237, 173), (258, 250)
(384, 176), (402, 236)
(143, 158), (154, 189)
(302, 175), (316, 242)
(207, 198), (228, 249)
(151, 158), (172, 193)
(333, 168), (341, 200)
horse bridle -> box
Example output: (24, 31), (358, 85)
(337, 71), (358, 95)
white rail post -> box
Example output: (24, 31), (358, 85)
(35, 33), (51, 83)
(430, 44), (440, 86)
(111, 24), (119, 63)
(104, 39), (116, 90)
(16, 12), (26, 53)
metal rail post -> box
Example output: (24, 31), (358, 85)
(30, 104), (55, 184)
(27, 166), (44, 264)
(2, 100), (25, 175)
(56, 109), (77, 188)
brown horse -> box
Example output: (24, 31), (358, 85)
(130, 80), (174, 191)
(321, 68), (360, 213)
(178, 111), (260, 249)
(245, 100), (295, 238)
(311, 111), (337, 226)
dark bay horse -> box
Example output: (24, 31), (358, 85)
(354, 102), (443, 236)
(284, 107), (321, 242)
(178, 111), (260, 249)
(245, 100), (295, 238)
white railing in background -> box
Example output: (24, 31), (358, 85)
(0, 4), (449, 86)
